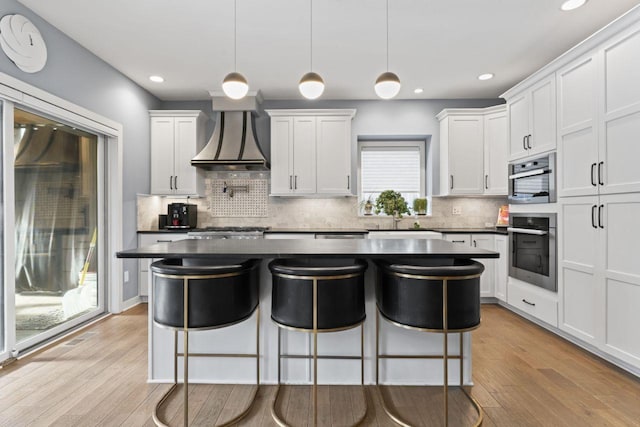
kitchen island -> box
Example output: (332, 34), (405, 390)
(117, 238), (498, 386)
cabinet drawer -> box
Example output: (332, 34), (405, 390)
(507, 278), (558, 327)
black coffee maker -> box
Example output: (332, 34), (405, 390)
(166, 203), (197, 228)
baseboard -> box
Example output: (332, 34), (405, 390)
(121, 296), (142, 311)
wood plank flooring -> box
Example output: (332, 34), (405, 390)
(1, 304), (638, 426)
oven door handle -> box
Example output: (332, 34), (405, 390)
(508, 168), (548, 180)
(507, 227), (548, 235)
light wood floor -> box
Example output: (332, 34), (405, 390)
(1, 304), (638, 426)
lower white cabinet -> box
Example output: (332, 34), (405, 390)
(507, 277), (558, 327)
(494, 235), (508, 302)
(560, 193), (640, 369)
(443, 234), (497, 298)
(138, 233), (187, 297)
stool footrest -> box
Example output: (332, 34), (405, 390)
(176, 352), (258, 358)
(281, 353), (362, 360)
(378, 353), (461, 360)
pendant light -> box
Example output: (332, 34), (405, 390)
(299, 0), (325, 99)
(222, 0), (249, 99)
(375, 0), (401, 99)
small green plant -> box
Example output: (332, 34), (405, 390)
(413, 198), (427, 215)
(374, 190), (410, 217)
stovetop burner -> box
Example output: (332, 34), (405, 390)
(187, 226), (270, 239)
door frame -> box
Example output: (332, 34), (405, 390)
(0, 72), (123, 363)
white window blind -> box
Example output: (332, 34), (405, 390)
(361, 146), (421, 193)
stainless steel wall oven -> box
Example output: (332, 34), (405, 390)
(508, 153), (556, 204)
(508, 213), (557, 292)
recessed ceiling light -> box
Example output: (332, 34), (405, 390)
(561, 0), (587, 11)
(414, 88), (424, 94)
(478, 73), (494, 81)
(149, 75), (164, 83)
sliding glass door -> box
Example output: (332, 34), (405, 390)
(11, 107), (105, 350)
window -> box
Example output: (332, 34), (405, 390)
(358, 140), (426, 214)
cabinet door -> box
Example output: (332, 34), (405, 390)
(316, 116), (351, 194)
(472, 234), (495, 298)
(600, 193), (640, 368)
(508, 93), (529, 160)
(494, 235), (508, 302)
(292, 117), (317, 193)
(529, 76), (557, 155)
(150, 117), (175, 194)
(557, 55), (599, 197)
(559, 197), (600, 344)
(270, 117), (294, 194)
(600, 29), (640, 196)
(173, 117), (198, 195)
(138, 233), (188, 296)
(484, 111), (508, 195)
(448, 116), (484, 194)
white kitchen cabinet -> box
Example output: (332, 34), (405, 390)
(507, 277), (558, 327)
(559, 193), (640, 369)
(494, 235), (508, 302)
(137, 232), (187, 297)
(438, 105), (508, 196)
(443, 233), (496, 298)
(483, 108), (509, 195)
(149, 110), (206, 195)
(507, 75), (556, 160)
(266, 109), (355, 196)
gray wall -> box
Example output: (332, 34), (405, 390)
(0, 0), (161, 301)
(162, 98), (504, 194)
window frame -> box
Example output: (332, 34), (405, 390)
(357, 139), (426, 215)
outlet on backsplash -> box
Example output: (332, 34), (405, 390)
(452, 206), (462, 215)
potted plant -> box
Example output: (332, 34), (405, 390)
(359, 194), (374, 215)
(374, 190), (410, 217)
(413, 198), (428, 215)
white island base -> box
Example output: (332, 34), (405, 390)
(147, 261), (473, 386)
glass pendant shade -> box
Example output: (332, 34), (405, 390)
(222, 72), (249, 100)
(375, 71), (401, 99)
(299, 72), (325, 99)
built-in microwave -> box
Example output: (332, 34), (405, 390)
(508, 153), (556, 204)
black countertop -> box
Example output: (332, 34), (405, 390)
(138, 228), (508, 235)
(117, 238), (499, 259)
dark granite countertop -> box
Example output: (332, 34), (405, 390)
(267, 228), (368, 234)
(433, 227), (509, 235)
(138, 229), (193, 234)
(117, 238), (499, 259)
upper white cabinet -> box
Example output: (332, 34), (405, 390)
(266, 109), (355, 196)
(150, 110), (206, 195)
(507, 76), (557, 160)
(438, 105), (507, 196)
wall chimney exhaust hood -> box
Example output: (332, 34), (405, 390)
(191, 91), (270, 171)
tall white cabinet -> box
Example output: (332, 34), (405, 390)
(557, 25), (640, 370)
(266, 109), (355, 196)
(149, 110), (206, 195)
(437, 105), (508, 196)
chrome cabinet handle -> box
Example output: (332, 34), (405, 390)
(522, 299), (536, 307)
(591, 163), (597, 186)
(294, 175), (298, 190)
(347, 175), (350, 190)
(598, 204), (604, 229)
(526, 135), (532, 149)
(473, 240), (477, 247)
(174, 175), (178, 190)
(169, 176), (173, 190)
(156, 239), (172, 243)
(523, 136), (527, 150)
(598, 161), (604, 186)
(591, 205), (598, 229)
(450, 175), (454, 190)
(485, 175), (489, 190)
(289, 175), (292, 190)
(507, 227), (548, 235)
(452, 240), (466, 244)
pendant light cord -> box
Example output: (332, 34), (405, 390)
(386, 0), (389, 71)
(310, 0), (313, 72)
(234, 0), (237, 72)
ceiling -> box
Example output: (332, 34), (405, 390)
(17, 0), (640, 101)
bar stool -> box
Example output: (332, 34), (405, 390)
(374, 258), (485, 427)
(150, 257), (261, 427)
(269, 258), (368, 427)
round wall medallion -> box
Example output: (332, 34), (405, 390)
(0, 14), (47, 73)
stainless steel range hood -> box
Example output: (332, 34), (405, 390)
(191, 92), (270, 171)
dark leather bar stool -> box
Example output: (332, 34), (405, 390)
(374, 258), (485, 427)
(269, 258), (368, 427)
(151, 257), (261, 427)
